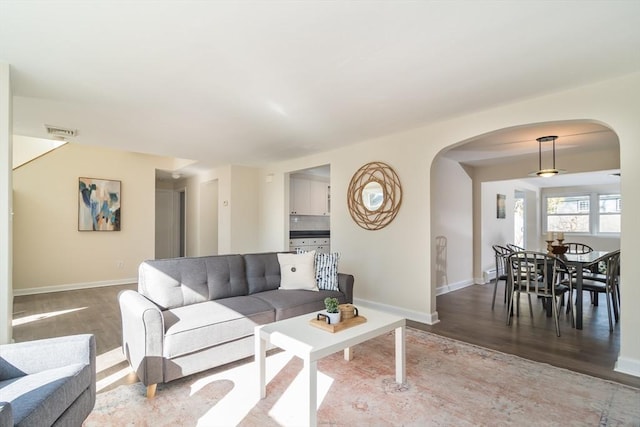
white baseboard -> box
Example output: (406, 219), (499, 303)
(13, 278), (137, 296)
(614, 356), (640, 378)
(353, 297), (439, 325)
(436, 279), (475, 296)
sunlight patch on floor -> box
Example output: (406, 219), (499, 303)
(194, 351), (292, 426)
(95, 346), (131, 392)
(96, 366), (133, 392)
(194, 351), (333, 426)
(12, 307), (87, 326)
(269, 363), (334, 425)
(96, 347), (127, 371)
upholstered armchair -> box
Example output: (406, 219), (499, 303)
(0, 334), (96, 426)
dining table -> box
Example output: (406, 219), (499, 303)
(563, 251), (611, 330)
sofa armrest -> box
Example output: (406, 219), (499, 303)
(338, 273), (354, 303)
(0, 334), (95, 380)
(118, 290), (165, 387)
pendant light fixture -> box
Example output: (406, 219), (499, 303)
(531, 135), (566, 177)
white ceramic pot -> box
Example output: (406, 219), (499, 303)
(324, 311), (341, 324)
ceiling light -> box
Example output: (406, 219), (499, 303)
(529, 135), (566, 178)
(171, 173), (181, 180)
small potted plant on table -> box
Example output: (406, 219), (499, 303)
(323, 297), (341, 324)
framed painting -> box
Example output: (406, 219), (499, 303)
(78, 177), (121, 231)
(497, 194), (506, 219)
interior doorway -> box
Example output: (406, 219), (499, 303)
(155, 188), (186, 259)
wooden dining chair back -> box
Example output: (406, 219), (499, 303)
(564, 242), (593, 254)
(572, 250), (621, 332)
(491, 245), (511, 310)
(506, 251), (570, 336)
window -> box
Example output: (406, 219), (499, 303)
(599, 194), (621, 233)
(546, 195), (590, 233)
(544, 193), (621, 235)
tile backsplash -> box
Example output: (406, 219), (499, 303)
(290, 215), (330, 231)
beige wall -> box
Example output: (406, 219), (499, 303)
(199, 179), (219, 256)
(229, 165), (260, 254)
(431, 156), (473, 294)
(257, 72), (640, 376)
(12, 143), (176, 294)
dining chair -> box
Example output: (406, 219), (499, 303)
(561, 242), (594, 307)
(564, 242), (593, 254)
(491, 245), (511, 310)
(569, 250), (620, 332)
(506, 251), (571, 336)
(506, 243), (525, 252)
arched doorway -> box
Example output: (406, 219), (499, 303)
(426, 119), (626, 383)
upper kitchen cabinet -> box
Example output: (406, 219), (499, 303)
(290, 175), (330, 216)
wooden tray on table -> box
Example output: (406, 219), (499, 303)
(309, 313), (367, 333)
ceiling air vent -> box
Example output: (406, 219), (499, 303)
(45, 124), (77, 139)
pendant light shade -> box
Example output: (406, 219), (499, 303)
(530, 135), (566, 177)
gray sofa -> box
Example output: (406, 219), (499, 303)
(0, 334), (96, 427)
(118, 252), (354, 397)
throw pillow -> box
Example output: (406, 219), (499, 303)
(296, 249), (340, 291)
(277, 251), (318, 291)
(315, 252), (340, 291)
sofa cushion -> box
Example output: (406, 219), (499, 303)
(277, 251), (318, 291)
(252, 289), (347, 321)
(204, 256), (249, 300)
(162, 296), (275, 359)
(0, 363), (92, 426)
(139, 255), (248, 309)
(245, 252), (282, 294)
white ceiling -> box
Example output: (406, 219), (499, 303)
(1, 1), (639, 173)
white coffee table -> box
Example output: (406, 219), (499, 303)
(255, 307), (406, 427)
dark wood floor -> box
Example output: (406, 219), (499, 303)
(11, 280), (640, 392)
(412, 281), (640, 388)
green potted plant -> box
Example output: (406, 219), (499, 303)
(323, 297), (341, 324)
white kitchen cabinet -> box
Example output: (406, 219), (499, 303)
(290, 177), (309, 215)
(309, 180), (330, 216)
(290, 176), (330, 216)
(289, 238), (308, 253)
(289, 238), (330, 253)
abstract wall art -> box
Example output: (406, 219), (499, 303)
(497, 194), (506, 219)
(78, 177), (121, 231)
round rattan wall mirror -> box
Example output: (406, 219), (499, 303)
(347, 161), (402, 230)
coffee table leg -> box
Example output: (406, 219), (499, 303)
(343, 347), (353, 361)
(303, 357), (318, 427)
(395, 325), (406, 384)
(255, 330), (266, 399)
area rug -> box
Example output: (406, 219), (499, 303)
(85, 328), (640, 426)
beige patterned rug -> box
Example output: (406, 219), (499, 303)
(85, 328), (640, 426)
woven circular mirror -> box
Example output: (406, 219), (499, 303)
(347, 161), (402, 230)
